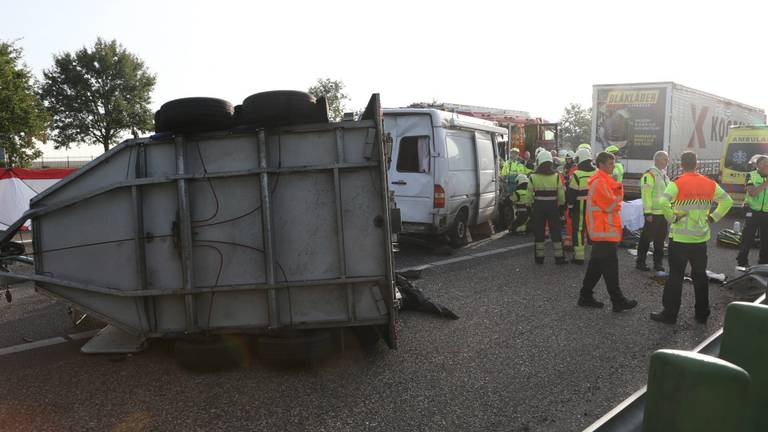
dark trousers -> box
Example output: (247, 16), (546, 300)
(533, 202), (563, 257)
(580, 242), (624, 301)
(636, 214), (668, 268)
(662, 241), (709, 318)
(509, 206), (530, 232)
(736, 210), (768, 266)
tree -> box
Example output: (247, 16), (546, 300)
(40, 38), (156, 152)
(559, 103), (592, 149)
(0, 41), (48, 167)
(308, 78), (349, 122)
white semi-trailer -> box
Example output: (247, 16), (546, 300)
(591, 82), (765, 194)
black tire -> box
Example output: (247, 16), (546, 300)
(449, 209), (469, 248)
(257, 330), (333, 363)
(239, 90), (328, 127)
(351, 326), (381, 348)
(494, 200), (514, 231)
(174, 335), (246, 372)
(154, 97), (234, 134)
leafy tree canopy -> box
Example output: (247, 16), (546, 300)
(40, 38), (156, 152)
(0, 40), (48, 167)
(559, 103), (592, 149)
(308, 78), (349, 122)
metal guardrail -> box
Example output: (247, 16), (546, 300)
(30, 156), (95, 169)
(584, 276), (768, 432)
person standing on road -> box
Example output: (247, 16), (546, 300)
(577, 151), (638, 312)
(651, 151), (733, 325)
(605, 145), (624, 183)
(736, 155), (768, 272)
(528, 151), (566, 264)
(567, 147), (596, 265)
(636, 151), (670, 272)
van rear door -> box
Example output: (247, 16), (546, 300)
(384, 115), (434, 224)
(475, 131), (497, 223)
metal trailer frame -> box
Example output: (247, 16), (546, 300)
(0, 94), (398, 348)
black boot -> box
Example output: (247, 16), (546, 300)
(635, 262), (650, 271)
(577, 296), (604, 308)
(650, 310), (677, 324)
(612, 297), (638, 313)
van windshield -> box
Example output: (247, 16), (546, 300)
(724, 141), (768, 172)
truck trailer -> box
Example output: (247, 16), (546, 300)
(591, 82), (765, 195)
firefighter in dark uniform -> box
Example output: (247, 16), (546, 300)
(528, 151), (566, 264)
(566, 147), (596, 264)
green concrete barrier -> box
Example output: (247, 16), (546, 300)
(643, 349), (752, 432)
(719, 301), (768, 432)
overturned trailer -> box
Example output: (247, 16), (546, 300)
(0, 93), (397, 355)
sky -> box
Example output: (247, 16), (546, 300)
(3, 0), (768, 158)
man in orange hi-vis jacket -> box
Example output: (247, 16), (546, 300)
(577, 151), (638, 312)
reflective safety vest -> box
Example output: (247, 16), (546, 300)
(747, 172), (768, 212)
(528, 172), (565, 206)
(640, 167), (669, 215)
(568, 168), (596, 212)
(586, 170), (623, 242)
(501, 159), (529, 178)
(660, 172), (733, 243)
(512, 188), (531, 207)
(612, 161), (624, 183)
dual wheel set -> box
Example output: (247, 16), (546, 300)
(173, 327), (383, 371)
(153, 90), (329, 134)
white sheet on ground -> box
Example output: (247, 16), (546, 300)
(620, 199), (645, 231)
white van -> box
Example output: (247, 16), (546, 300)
(383, 108), (506, 247)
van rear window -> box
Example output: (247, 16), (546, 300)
(724, 142), (768, 172)
(397, 136), (430, 173)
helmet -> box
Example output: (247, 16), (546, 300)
(565, 150), (575, 160)
(510, 147), (520, 154)
(750, 154), (762, 165)
(558, 149), (568, 158)
(522, 151), (531, 160)
(577, 143), (592, 150)
(536, 150), (553, 165)
(574, 148), (592, 163)
(535, 147), (545, 157)
(605, 145), (620, 154)
(516, 174), (529, 185)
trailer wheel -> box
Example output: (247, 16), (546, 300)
(448, 209), (469, 248)
(351, 325), (381, 348)
(257, 330), (333, 364)
(174, 335), (246, 372)
(154, 97), (235, 133)
(239, 90), (328, 127)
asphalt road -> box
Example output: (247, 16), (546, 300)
(0, 219), (755, 431)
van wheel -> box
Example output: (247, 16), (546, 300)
(449, 209), (468, 248)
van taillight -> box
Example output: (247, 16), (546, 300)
(434, 185), (445, 208)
